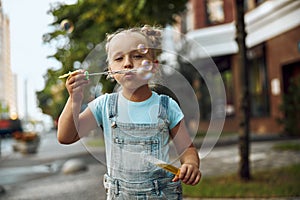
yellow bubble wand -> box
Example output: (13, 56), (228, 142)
(144, 155), (180, 176)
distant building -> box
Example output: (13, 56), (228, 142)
(0, 0), (18, 119)
(177, 0), (300, 134)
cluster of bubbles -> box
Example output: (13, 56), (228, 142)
(135, 44), (153, 80)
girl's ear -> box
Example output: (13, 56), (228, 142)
(152, 60), (159, 73)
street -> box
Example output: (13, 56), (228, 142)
(0, 130), (300, 199)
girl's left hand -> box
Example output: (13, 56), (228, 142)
(172, 163), (201, 185)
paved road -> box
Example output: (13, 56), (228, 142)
(0, 131), (299, 199)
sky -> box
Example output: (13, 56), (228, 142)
(2, 0), (76, 123)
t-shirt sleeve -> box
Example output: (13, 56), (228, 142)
(87, 94), (108, 127)
(167, 97), (184, 129)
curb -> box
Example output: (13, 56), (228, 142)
(193, 134), (298, 149)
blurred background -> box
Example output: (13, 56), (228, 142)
(0, 0), (299, 199)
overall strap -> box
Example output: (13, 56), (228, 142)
(108, 93), (119, 119)
(158, 94), (169, 120)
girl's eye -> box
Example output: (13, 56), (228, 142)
(115, 57), (123, 61)
(132, 54), (144, 60)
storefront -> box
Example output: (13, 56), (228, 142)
(181, 0), (300, 134)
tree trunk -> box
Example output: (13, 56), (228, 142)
(236, 0), (251, 180)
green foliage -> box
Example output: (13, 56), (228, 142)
(0, 101), (9, 119)
(37, 0), (188, 120)
(278, 75), (300, 136)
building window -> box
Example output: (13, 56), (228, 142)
(248, 44), (270, 117)
(222, 69), (235, 116)
(217, 57), (235, 117)
(244, 0), (256, 11)
(244, 0), (266, 11)
(205, 0), (225, 25)
(199, 77), (210, 120)
(199, 56), (234, 120)
(256, 0), (265, 5)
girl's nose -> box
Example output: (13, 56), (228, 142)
(123, 56), (133, 69)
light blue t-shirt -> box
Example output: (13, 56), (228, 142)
(88, 91), (184, 132)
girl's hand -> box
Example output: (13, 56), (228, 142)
(65, 70), (89, 103)
(172, 163), (201, 185)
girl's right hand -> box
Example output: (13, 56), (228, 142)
(65, 70), (89, 103)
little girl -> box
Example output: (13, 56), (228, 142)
(57, 25), (201, 199)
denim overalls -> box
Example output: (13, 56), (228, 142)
(103, 93), (182, 199)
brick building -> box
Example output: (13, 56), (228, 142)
(178, 0), (300, 134)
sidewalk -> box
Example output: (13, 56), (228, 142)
(0, 131), (299, 199)
(1, 131), (291, 166)
(0, 130), (291, 165)
(0, 131), (100, 167)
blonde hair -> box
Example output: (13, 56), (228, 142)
(105, 25), (163, 85)
(105, 25), (162, 60)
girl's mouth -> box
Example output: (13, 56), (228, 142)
(125, 71), (135, 75)
(124, 71), (135, 78)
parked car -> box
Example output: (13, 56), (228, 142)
(0, 119), (23, 137)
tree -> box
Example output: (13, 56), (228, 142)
(37, 0), (187, 121)
(0, 101), (9, 119)
(236, 0), (251, 180)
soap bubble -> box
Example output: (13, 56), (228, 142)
(137, 59), (153, 80)
(141, 60), (152, 71)
(75, 27), (227, 169)
(60, 19), (74, 33)
(137, 43), (148, 54)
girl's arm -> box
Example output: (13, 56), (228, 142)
(170, 119), (201, 185)
(57, 71), (98, 144)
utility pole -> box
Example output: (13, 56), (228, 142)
(236, 0), (251, 180)
(24, 79), (29, 123)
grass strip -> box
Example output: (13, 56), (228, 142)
(183, 163), (300, 198)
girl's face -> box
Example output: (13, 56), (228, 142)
(107, 32), (154, 90)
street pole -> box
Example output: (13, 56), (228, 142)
(236, 0), (251, 180)
(24, 79), (29, 123)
